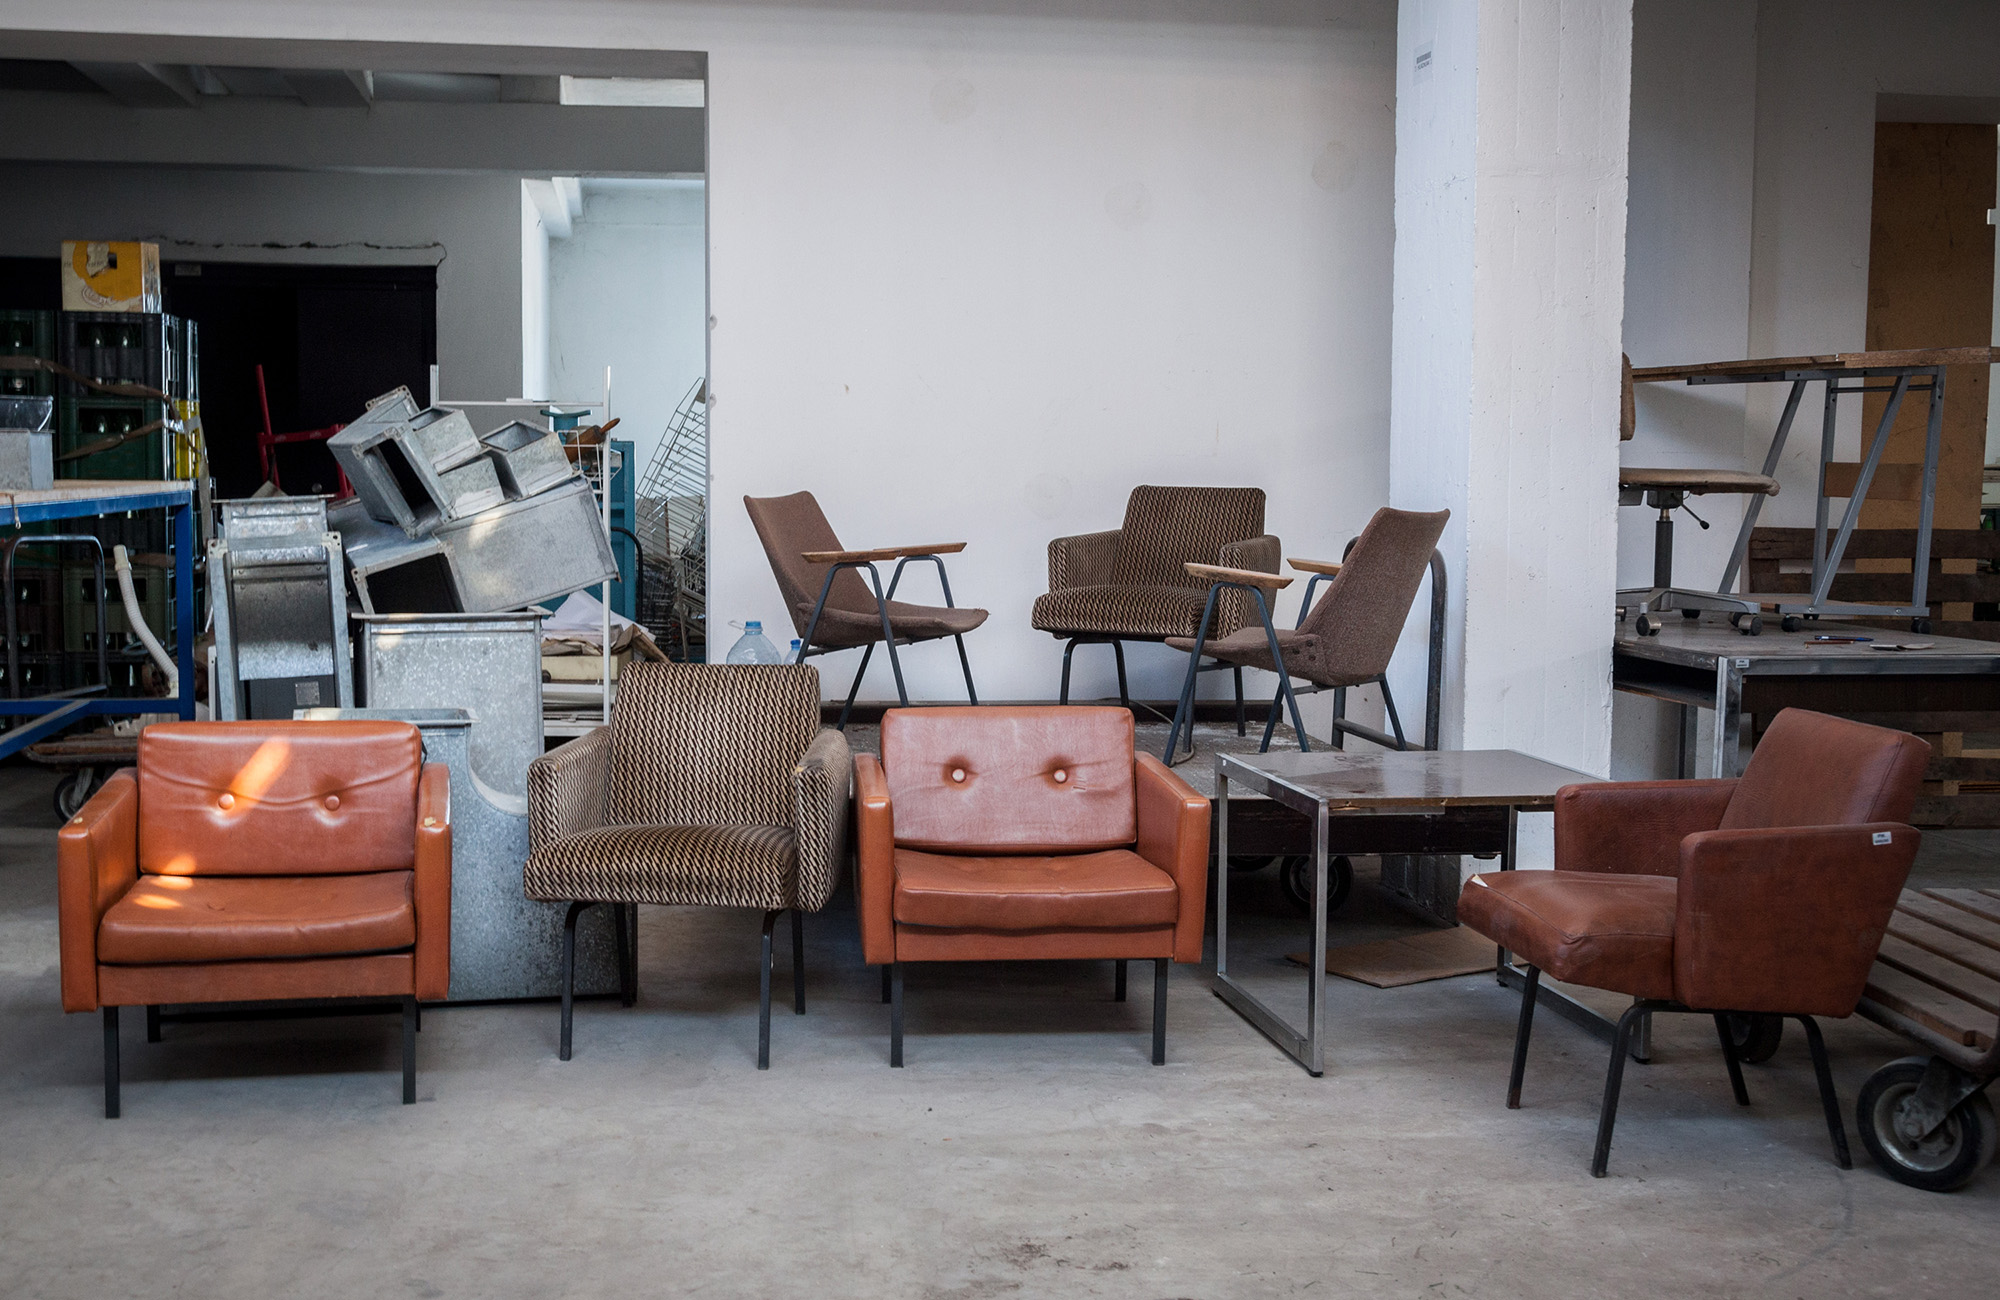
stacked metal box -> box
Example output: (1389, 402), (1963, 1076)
(327, 389), (616, 616)
(210, 496), (354, 720)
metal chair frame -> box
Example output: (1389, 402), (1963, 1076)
(794, 553), (977, 730)
(1057, 633), (1248, 735)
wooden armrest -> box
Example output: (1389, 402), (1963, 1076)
(1287, 558), (1342, 577)
(801, 542), (968, 564)
(1184, 561), (1291, 589)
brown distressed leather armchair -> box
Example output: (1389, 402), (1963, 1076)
(1458, 708), (1929, 1177)
(854, 706), (1209, 1066)
(58, 720), (450, 1116)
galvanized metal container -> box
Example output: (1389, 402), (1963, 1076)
(433, 477), (618, 612)
(0, 428), (53, 490)
(209, 530), (354, 720)
(354, 612), (544, 804)
(481, 419), (576, 499)
(219, 494), (329, 547)
(330, 403), (493, 537)
(328, 496), (464, 615)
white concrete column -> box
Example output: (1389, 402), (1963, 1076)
(1387, 0), (1632, 778)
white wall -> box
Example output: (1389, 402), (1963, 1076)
(521, 182), (552, 403)
(0, 162), (525, 405)
(547, 179), (707, 478)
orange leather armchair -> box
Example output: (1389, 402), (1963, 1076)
(58, 720), (450, 1116)
(1458, 708), (1929, 1177)
(854, 706), (1209, 1066)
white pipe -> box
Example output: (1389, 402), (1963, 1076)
(112, 545), (178, 696)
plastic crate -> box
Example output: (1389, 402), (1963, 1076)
(0, 309), (54, 397)
(57, 311), (191, 399)
(58, 397), (169, 480)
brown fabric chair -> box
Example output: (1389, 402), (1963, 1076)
(1457, 708), (1930, 1177)
(854, 706), (1210, 1066)
(1161, 506), (1448, 762)
(745, 491), (986, 727)
(57, 720), (450, 1116)
(1031, 485), (1278, 719)
(525, 662), (850, 1069)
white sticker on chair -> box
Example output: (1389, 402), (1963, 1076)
(1872, 831), (1892, 845)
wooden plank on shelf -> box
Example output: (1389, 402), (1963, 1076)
(1876, 935), (2000, 1015)
(1887, 912), (2000, 983)
(1912, 793), (2000, 828)
(1749, 528), (2000, 561)
(1632, 345), (2000, 382)
(1751, 572), (1998, 602)
(1898, 891), (2000, 950)
(1931, 888), (2000, 928)
(1823, 462), (1927, 501)
(1862, 963), (1989, 1048)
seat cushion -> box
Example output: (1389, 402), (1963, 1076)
(524, 823), (799, 910)
(1458, 870), (1678, 1000)
(893, 848), (1178, 931)
(803, 599), (989, 651)
(1165, 626), (1328, 679)
(1030, 585), (1208, 639)
(98, 871), (415, 965)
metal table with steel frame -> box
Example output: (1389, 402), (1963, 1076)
(1613, 618), (2000, 780)
(0, 481), (197, 759)
(1629, 346), (1999, 634)
(1213, 748), (1602, 1076)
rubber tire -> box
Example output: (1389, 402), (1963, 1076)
(1280, 854), (1354, 914)
(1781, 615), (1801, 633)
(1636, 614), (1660, 637)
(52, 768), (96, 821)
(1912, 618), (1933, 635)
(1726, 1012), (1784, 1064)
(1856, 1057), (1999, 1192)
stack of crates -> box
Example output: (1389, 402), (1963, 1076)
(56, 311), (194, 482)
(1, 309), (54, 398)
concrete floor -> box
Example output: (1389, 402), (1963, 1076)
(1, 744), (1994, 1299)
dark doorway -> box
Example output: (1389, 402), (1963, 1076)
(0, 256), (436, 498)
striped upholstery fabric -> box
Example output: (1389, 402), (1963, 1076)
(1108, 486), (1266, 588)
(523, 662), (851, 913)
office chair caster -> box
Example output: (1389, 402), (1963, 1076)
(1781, 615), (1802, 633)
(1911, 618), (1932, 635)
(1681, 607), (1701, 619)
(1279, 854), (1353, 914)
(1635, 613), (1661, 637)
(1733, 614), (1762, 636)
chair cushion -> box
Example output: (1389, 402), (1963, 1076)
(1719, 708), (1931, 831)
(1030, 585), (1208, 639)
(804, 599), (988, 651)
(98, 871), (415, 964)
(1458, 870), (1678, 1000)
(1164, 626), (1323, 678)
(893, 848), (1179, 931)
(607, 663), (819, 829)
(524, 823), (800, 910)
(1108, 485), (1266, 588)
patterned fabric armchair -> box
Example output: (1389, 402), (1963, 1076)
(525, 663), (850, 1069)
(1030, 485), (1279, 716)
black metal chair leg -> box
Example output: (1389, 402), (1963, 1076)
(1796, 1015), (1852, 1169)
(1113, 639), (1129, 709)
(758, 910), (778, 1070)
(881, 964), (892, 1003)
(791, 909), (806, 1015)
(1508, 966), (1541, 1109)
(402, 995), (417, 1104)
(835, 643), (876, 732)
(1060, 637), (1079, 705)
(103, 1006), (119, 1119)
(1330, 686), (1347, 750)
(1379, 676), (1408, 750)
(889, 962), (905, 1067)
(863, 565), (910, 707)
(1259, 684), (1283, 752)
(1713, 1012), (1751, 1106)
(1246, 588), (1309, 753)
(614, 902), (635, 1008)
(1152, 959), (1168, 1065)
(1233, 666), (1246, 736)
(953, 634), (978, 705)
(1592, 1002), (1651, 1177)
(1114, 959), (1128, 1002)
(559, 900), (588, 1061)
(146, 1004), (161, 1043)
(1163, 589), (1223, 764)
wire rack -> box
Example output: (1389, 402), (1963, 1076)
(635, 378), (708, 660)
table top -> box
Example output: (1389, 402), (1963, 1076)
(1614, 618), (2000, 672)
(1633, 346), (2000, 383)
(0, 479), (195, 527)
(1218, 748), (1600, 810)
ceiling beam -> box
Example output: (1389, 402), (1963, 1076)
(284, 69), (374, 107)
(68, 61), (200, 108)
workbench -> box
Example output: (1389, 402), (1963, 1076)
(1613, 616), (2000, 781)
(0, 481), (196, 759)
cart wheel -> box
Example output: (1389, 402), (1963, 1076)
(1635, 614), (1660, 637)
(1856, 1057), (1999, 1192)
(1681, 607), (1702, 619)
(1726, 1012), (1784, 1064)
(1279, 854), (1353, 914)
(52, 767), (98, 821)
(1227, 855), (1275, 875)
(1780, 616), (1801, 633)
(1911, 618), (1932, 635)
(1738, 615), (1763, 636)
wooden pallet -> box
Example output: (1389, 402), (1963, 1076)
(1860, 889), (2000, 1065)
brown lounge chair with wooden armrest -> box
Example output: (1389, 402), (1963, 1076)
(1161, 506), (1449, 764)
(1458, 708), (1929, 1177)
(745, 491), (986, 729)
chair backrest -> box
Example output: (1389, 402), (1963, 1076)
(1295, 507), (1449, 682)
(608, 662), (821, 827)
(1107, 485), (1265, 589)
(137, 720), (422, 876)
(744, 491), (878, 635)
(1720, 708), (1931, 829)
(880, 706), (1136, 853)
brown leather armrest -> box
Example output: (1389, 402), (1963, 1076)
(854, 753), (896, 965)
(414, 762), (452, 1001)
(792, 728), (852, 913)
(1135, 753), (1211, 963)
(527, 725), (612, 852)
(57, 768), (139, 1012)
(1047, 528), (1121, 592)
(1673, 822), (1918, 1017)
(1554, 779), (1737, 877)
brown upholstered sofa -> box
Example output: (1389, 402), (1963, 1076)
(854, 706), (1210, 1066)
(58, 720), (450, 1116)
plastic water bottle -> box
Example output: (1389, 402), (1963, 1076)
(790, 639), (802, 664)
(725, 620), (784, 665)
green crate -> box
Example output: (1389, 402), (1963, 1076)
(58, 397), (168, 480)
(1, 309), (54, 398)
